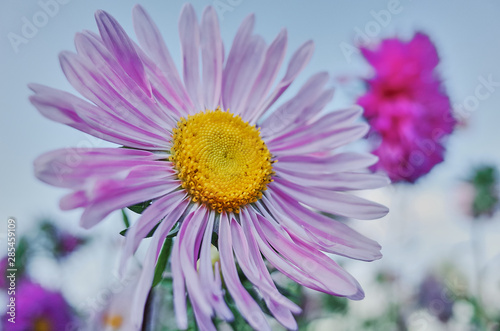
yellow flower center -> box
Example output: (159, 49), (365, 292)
(103, 313), (124, 329)
(33, 317), (52, 331)
(170, 108), (274, 213)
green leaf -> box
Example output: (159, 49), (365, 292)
(120, 222), (159, 237)
(121, 209), (130, 228)
(152, 237), (173, 288)
(211, 232), (219, 248)
(323, 294), (348, 313)
(166, 223), (180, 238)
(127, 200), (152, 214)
(274, 280), (303, 305)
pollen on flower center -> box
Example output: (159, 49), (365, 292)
(103, 314), (124, 328)
(169, 108), (274, 213)
(33, 317), (52, 331)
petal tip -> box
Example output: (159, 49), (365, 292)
(94, 9), (109, 22)
(348, 288), (365, 300)
(132, 3), (145, 13)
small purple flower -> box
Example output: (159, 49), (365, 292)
(40, 221), (85, 258)
(60, 235), (81, 255)
(357, 33), (456, 183)
(418, 275), (454, 323)
(31, 4), (389, 330)
(1, 280), (75, 331)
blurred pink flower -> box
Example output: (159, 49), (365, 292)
(58, 233), (82, 255)
(357, 32), (456, 183)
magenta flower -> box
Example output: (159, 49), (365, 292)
(58, 233), (82, 255)
(357, 32), (455, 183)
(2, 280), (75, 331)
(32, 4), (389, 330)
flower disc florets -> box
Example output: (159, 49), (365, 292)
(170, 108), (274, 213)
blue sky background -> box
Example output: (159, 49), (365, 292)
(1, 0), (500, 326)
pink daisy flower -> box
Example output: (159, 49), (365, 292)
(357, 32), (456, 183)
(32, 4), (389, 330)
